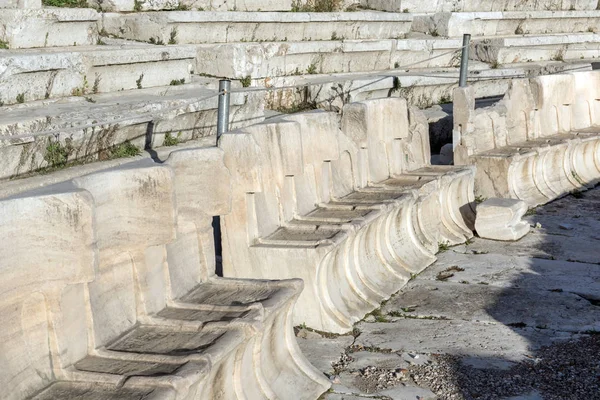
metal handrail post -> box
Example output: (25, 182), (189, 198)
(459, 34), (471, 88)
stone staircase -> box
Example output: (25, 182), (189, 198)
(0, 146), (330, 400)
(219, 97), (475, 333)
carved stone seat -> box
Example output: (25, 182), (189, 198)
(0, 148), (329, 400)
(220, 97), (475, 334)
(454, 70), (600, 207)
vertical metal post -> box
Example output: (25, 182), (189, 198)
(217, 79), (231, 139)
(459, 34), (471, 88)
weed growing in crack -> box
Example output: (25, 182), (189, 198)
(163, 132), (181, 146)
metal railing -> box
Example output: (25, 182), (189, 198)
(3, 34), (595, 145)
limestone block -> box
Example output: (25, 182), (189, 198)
(0, 0), (41, 7)
(0, 294), (53, 400)
(0, 44), (194, 105)
(0, 9), (98, 48)
(195, 40), (395, 79)
(475, 198), (530, 241)
(570, 70), (600, 128)
(425, 11), (600, 37)
(0, 189), (95, 299)
(166, 146), (232, 221)
(342, 98), (410, 183)
(361, 0), (599, 12)
(73, 164), (176, 344)
(530, 74), (574, 136)
(101, 11), (412, 44)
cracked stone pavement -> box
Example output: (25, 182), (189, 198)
(296, 187), (600, 400)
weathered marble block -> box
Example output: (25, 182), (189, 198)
(475, 198), (530, 241)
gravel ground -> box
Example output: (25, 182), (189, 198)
(300, 188), (600, 400)
(410, 335), (600, 400)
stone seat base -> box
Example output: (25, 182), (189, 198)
(31, 381), (175, 400)
(28, 277), (326, 400)
(262, 165), (474, 248)
(253, 165), (474, 333)
(470, 131), (600, 206)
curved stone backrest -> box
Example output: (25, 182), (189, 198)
(72, 163), (176, 347)
(0, 188), (95, 399)
(165, 147), (232, 298)
(223, 119), (304, 240)
(281, 111), (341, 214)
(454, 71), (598, 163)
(571, 70), (600, 130)
(530, 74), (575, 137)
(341, 97), (429, 181)
(504, 79), (535, 144)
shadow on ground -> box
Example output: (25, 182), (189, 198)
(298, 186), (600, 400)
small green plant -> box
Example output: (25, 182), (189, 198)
(169, 78), (186, 86)
(108, 141), (141, 159)
(0, 39), (8, 49)
(306, 62), (318, 75)
(168, 28), (178, 45)
(438, 241), (450, 252)
(588, 27), (596, 33)
(524, 207), (538, 216)
(331, 31), (339, 40)
(99, 28), (108, 37)
(163, 132), (181, 146)
(93, 75), (101, 94)
(474, 195), (487, 204)
(291, 0), (343, 12)
(96, 38), (107, 45)
(175, 2), (190, 10)
(275, 100), (318, 114)
(16, 93), (25, 104)
(136, 73), (144, 89)
(551, 49), (565, 61)
(490, 60), (500, 69)
(403, 8), (409, 12)
(149, 36), (165, 45)
(42, 0), (88, 7)
(439, 94), (452, 104)
(429, 28), (439, 37)
(240, 76), (252, 88)
(571, 190), (584, 199)
(72, 75), (89, 96)
(133, 0), (143, 11)
(569, 4), (575, 10)
(44, 138), (72, 168)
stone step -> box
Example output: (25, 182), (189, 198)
(414, 11), (600, 37)
(0, 8), (99, 49)
(89, 0), (294, 12)
(471, 33), (600, 64)
(359, 0), (598, 12)
(101, 11), (412, 44)
(195, 38), (466, 79)
(0, 41), (195, 105)
(0, 82), (262, 181)
(261, 60), (595, 111)
(195, 35), (600, 80)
